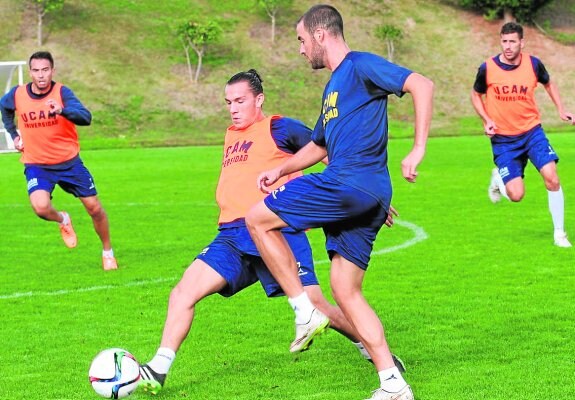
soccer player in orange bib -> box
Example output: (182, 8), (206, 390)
(0, 51), (118, 269)
(138, 69), (403, 395)
(471, 22), (575, 247)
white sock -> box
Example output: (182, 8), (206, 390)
(353, 341), (371, 360)
(102, 249), (114, 258)
(548, 187), (565, 233)
(59, 212), (70, 225)
(378, 366), (407, 392)
(148, 347), (176, 375)
(494, 170), (509, 200)
(288, 292), (315, 324)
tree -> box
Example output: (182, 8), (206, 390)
(28, 0), (65, 46)
(458, 0), (553, 23)
(375, 24), (403, 61)
(177, 18), (223, 83)
(256, 0), (293, 43)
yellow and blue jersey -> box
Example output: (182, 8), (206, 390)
(311, 51), (412, 209)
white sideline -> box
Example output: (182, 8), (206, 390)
(0, 220), (428, 300)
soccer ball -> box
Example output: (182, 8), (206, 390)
(89, 348), (140, 399)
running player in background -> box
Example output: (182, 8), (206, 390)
(0, 51), (118, 270)
(246, 5), (433, 400)
(138, 69), (404, 395)
(471, 22), (575, 247)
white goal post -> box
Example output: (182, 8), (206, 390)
(0, 61), (26, 153)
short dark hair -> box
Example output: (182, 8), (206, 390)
(226, 69), (264, 95)
(299, 4), (344, 39)
(29, 51), (54, 68)
(501, 22), (523, 39)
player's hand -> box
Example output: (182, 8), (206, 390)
(560, 111), (575, 125)
(46, 99), (62, 115)
(257, 168), (281, 194)
(384, 205), (398, 227)
(13, 135), (24, 152)
(401, 145), (425, 183)
(483, 119), (497, 136)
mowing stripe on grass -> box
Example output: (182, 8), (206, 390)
(0, 219), (427, 300)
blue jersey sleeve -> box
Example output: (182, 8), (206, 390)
(271, 117), (312, 154)
(354, 54), (412, 98)
(530, 56), (549, 85)
(312, 116), (325, 147)
(60, 85), (92, 126)
(0, 86), (19, 139)
(473, 62), (488, 93)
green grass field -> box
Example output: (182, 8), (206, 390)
(1, 133), (574, 400)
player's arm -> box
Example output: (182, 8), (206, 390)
(470, 64), (497, 135)
(59, 86), (92, 126)
(531, 57), (573, 124)
(0, 88), (23, 151)
(470, 89), (498, 135)
(0, 89), (19, 139)
(257, 141), (327, 193)
(543, 80), (575, 124)
(400, 72), (433, 183)
(274, 117), (328, 165)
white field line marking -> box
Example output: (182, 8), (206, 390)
(314, 219), (428, 265)
(0, 278), (177, 300)
(0, 220), (427, 300)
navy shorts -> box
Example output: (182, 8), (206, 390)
(491, 125), (559, 184)
(24, 158), (98, 198)
(195, 225), (318, 297)
(263, 173), (389, 270)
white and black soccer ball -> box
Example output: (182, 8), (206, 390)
(89, 348), (140, 399)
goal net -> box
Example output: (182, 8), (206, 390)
(0, 61), (26, 153)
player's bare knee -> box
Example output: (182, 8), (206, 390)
(87, 203), (105, 219)
(331, 284), (351, 306)
(544, 177), (560, 191)
(507, 190), (524, 202)
(31, 203), (51, 219)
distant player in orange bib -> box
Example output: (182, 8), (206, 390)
(471, 22), (575, 247)
(138, 69), (403, 395)
(0, 51), (118, 269)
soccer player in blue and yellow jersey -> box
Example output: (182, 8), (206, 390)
(138, 70), (404, 395)
(0, 51), (118, 270)
(245, 5), (433, 400)
(471, 22), (575, 247)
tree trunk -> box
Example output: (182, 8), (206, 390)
(183, 45), (194, 83)
(271, 15), (276, 43)
(37, 11), (43, 46)
(194, 48), (204, 83)
(503, 8), (515, 23)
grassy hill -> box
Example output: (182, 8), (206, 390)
(1, 0), (574, 149)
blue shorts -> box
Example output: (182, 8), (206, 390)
(263, 173), (388, 270)
(491, 125), (559, 184)
(195, 225), (318, 297)
(24, 157), (98, 198)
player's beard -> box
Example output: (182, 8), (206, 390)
(309, 39), (326, 70)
